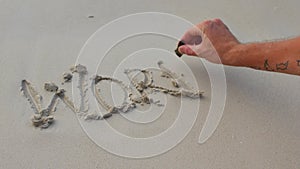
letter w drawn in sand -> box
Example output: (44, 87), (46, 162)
(20, 80), (77, 128)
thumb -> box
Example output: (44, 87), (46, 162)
(178, 45), (197, 56)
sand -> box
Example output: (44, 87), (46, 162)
(0, 0), (300, 168)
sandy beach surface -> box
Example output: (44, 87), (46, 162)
(0, 0), (299, 168)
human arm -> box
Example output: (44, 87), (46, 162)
(229, 37), (300, 75)
(177, 18), (300, 75)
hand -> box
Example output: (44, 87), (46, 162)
(178, 18), (240, 65)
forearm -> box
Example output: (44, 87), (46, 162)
(227, 37), (300, 75)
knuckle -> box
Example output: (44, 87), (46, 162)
(203, 19), (213, 25)
(213, 18), (222, 24)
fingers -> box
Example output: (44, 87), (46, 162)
(180, 18), (224, 44)
(180, 26), (203, 45)
(176, 18), (227, 57)
(177, 19), (212, 56)
(176, 18), (239, 65)
(177, 27), (202, 57)
(212, 18), (230, 30)
(178, 45), (197, 56)
(177, 32), (215, 58)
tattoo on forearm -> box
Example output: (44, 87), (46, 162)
(276, 61), (289, 70)
(264, 59), (274, 71)
(297, 60), (300, 67)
